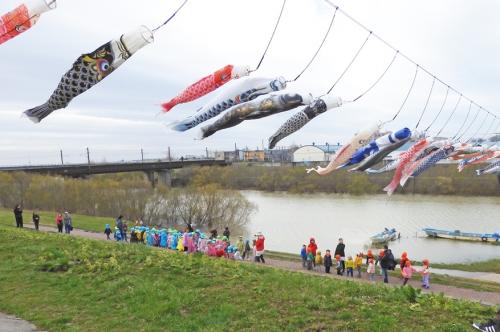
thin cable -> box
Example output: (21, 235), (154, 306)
(435, 94), (461, 137)
(291, 7), (338, 82)
(424, 86), (449, 132)
(466, 111), (489, 143)
(254, 0), (287, 71)
(479, 118), (497, 140)
(351, 49), (398, 102)
(414, 77), (436, 130)
(452, 101), (472, 140)
(456, 105), (481, 141)
(326, 31), (372, 94)
(322, 0), (499, 120)
(389, 64), (419, 122)
(152, 0), (189, 32)
(0, 0), (57, 40)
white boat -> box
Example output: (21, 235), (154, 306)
(423, 228), (500, 242)
(370, 228), (397, 244)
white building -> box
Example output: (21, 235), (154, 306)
(293, 145), (328, 162)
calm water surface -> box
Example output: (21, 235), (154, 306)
(242, 191), (500, 263)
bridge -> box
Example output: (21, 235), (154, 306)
(0, 159), (229, 186)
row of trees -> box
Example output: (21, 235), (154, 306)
(0, 172), (256, 231)
(174, 163), (499, 196)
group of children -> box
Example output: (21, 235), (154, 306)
(301, 243), (431, 288)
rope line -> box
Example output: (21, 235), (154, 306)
(326, 31), (372, 94)
(292, 7), (338, 82)
(351, 49), (398, 102)
(152, 0), (189, 32)
(479, 118), (497, 139)
(0, 0), (57, 40)
(456, 106), (481, 141)
(414, 77), (436, 129)
(322, 0), (499, 120)
(254, 0), (287, 71)
(452, 101), (472, 140)
(466, 111), (489, 143)
(424, 86), (449, 132)
(435, 94), (461, 137)
(389, 64), (419, 122)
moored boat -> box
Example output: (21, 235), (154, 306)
(422, 228), (500, 242)
(370, 228), (397, 244)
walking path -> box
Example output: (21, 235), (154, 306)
(13, 224), (500, 306)
(0, 313), (40, 332)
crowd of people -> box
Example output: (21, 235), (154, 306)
(300, 237), (431, 288)
(13, 204), (75, 234)
(109, 216), (267, 263)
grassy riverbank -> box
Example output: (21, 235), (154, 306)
(0, 209), (111, 233)
(0, 226), (494, 331)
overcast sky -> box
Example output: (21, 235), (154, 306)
(1, 0), (499, 165)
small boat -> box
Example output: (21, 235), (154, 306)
(423, 228), (500, 243)
(370, 228), (397, 244)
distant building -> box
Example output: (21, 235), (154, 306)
(265, 148), (295, 162)
(244, 150), (265, 162)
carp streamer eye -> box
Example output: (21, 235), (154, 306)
(99, 60), (110, 72)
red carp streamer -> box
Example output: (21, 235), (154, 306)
(0, 0), (56, 45)
(161, 64), (250, 112)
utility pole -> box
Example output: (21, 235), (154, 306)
(206, 147), (209, 158)
(141, 148), (144, 162)
(168, 146), (171, 161)
(60, 149), (64, 165)
(86, 147), (90, 165)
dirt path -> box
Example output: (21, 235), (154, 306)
(16, 223), (500, 305)
(0, 312), (40, 332)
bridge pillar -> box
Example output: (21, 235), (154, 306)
(145, 171), (156, 188)
(157, 170), (172, 187)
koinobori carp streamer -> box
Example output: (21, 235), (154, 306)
(161, 64), (251, 112)
(24, 26), (153, 122)
(199, 92), (311, 139)
(169, 76), (287, 132)
(475, 159), (500, 176)
(383, 138), (428, 196)
(306, 123), (381, 176)
(0, 0), (56, 45)
(268, 95), (342, 149)
(340, 128), (411, 168)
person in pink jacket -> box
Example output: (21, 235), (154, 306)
(401, 260), (416, 286)
(421, 259), (430, 289)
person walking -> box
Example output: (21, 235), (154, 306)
(32, 211), (40, 231)
(324, 249), (333, 274)
(116, 215), (124, 241)
(243, 240), (251, 260)
(55, 212), (63, 233)
(63, 212), (73, 234)
(379, 244), (396, 283)
(334, 238), (346, 274)
(13, 204), (23, 228)
(254, 232), (265, 263)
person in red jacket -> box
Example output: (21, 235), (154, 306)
(307, 237), (318, 263)
(254, 232), (265, 263)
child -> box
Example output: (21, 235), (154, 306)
(421, 259), (430, 289)
(324, 250), (332, 274)
(335, 255), (343, 275)
(365, 249), (374, 265)
(345, 256), (354, 277)
(315, 251), (323, 272)
(234, 249), (242, 260)
(104, 224), (111, 240)
(400, 251), (409, 272)
(367, 258), (375, 281)
(306, 249), (314, 271)
(402, 260), (416, 286)
(300, 244), (307, 268)
(243, 240), (251, 260)
(355, 253), (363, 278)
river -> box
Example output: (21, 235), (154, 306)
(242, 191), (500, 263)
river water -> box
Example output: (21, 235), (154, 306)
(242, 191), (500, 263)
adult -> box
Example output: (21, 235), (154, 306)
(63, 212), (73, 234)
(379, 244), (396, 283)
(32, 211), (40, 231)
(307, 238), (318, 256)
(186, 223), (194, 233)
(223, 227), (230, 238)
(55, 212), (63, 233)
(210, 229), (218, 240)
(334, 238), (346, 273)
(254, 232), (265, 263)
(116, 215), (124, 241)
(13, 204), (23, 228)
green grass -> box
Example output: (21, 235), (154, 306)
(431, 259), (500, 274)
(0, 226), (495, 332)
(0, 208), (113, 233)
